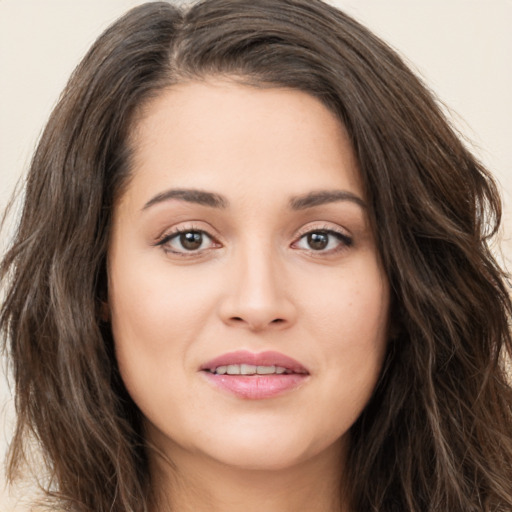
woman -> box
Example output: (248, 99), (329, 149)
(1, 0), (511, 511)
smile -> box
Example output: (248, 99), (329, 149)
(207, 364), (297, 375)
(200, 350), (310, 399)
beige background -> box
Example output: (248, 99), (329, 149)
(1, 0), (511, 509)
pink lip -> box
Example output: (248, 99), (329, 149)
(199, 350), (310, 400)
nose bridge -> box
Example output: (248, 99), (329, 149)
(220, 235), (295, 330)
(240, 239), (278, 301)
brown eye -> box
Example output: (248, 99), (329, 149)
(180, 231), (203, 250)
(307, 232), (329, 250)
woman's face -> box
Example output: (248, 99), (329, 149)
(108, 80), (390, 472)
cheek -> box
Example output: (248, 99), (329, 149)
(109, 252), (216, 345)
(107, 254), (216, 403)
(302, 256), (389, 348)
(301, 258), (389, 419)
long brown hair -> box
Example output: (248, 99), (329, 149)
(2, 1), (511, 510)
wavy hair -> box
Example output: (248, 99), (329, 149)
(1, 1), (511, 510)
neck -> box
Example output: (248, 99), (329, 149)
(148, 440), (348, 512)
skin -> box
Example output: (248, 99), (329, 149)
(108, 80), (390, 512)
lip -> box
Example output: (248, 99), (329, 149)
(199, 350), (310, 400)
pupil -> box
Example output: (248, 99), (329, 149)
(308, 232), (328, 250)
(180, 231), (202, 250)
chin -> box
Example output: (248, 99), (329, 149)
(208, 446), (312, 472)
(198, 426), (344, 472)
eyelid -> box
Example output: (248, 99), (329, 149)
(294, 222), (352, 241)
(154, 220), (218, 243)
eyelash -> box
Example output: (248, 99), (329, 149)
(155, 225), (353, 257)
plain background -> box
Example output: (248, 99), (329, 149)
(1, 0), (511, 509)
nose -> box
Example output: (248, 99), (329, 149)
(218, 244), (297, 332)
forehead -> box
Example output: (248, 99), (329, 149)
(123, 80), (362, 209)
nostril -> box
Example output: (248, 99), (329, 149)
(271, 318), (284, 324)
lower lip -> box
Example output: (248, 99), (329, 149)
(201, 372), (308, 399)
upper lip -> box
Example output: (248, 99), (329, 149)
(200, 350), (309, 374)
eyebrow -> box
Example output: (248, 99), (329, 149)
(142, 189), (228, 210)
(289, 190), (366, 210)
(142, 187), (366, 211)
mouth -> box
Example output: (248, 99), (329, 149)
(199, 350), (310, 399)
(204, 364), (301, 375)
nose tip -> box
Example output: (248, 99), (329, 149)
(218, 257), (297, 331)
(228, 314), (288, 332)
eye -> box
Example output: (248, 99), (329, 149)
(156, 229), (218, 254)
(293, 229), (352, 253)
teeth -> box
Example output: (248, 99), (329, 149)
(256, 365), (275, 374)
(241, 364), (257, 375)
(212, 364), (290, 375)
(227, 364), (240, 375)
